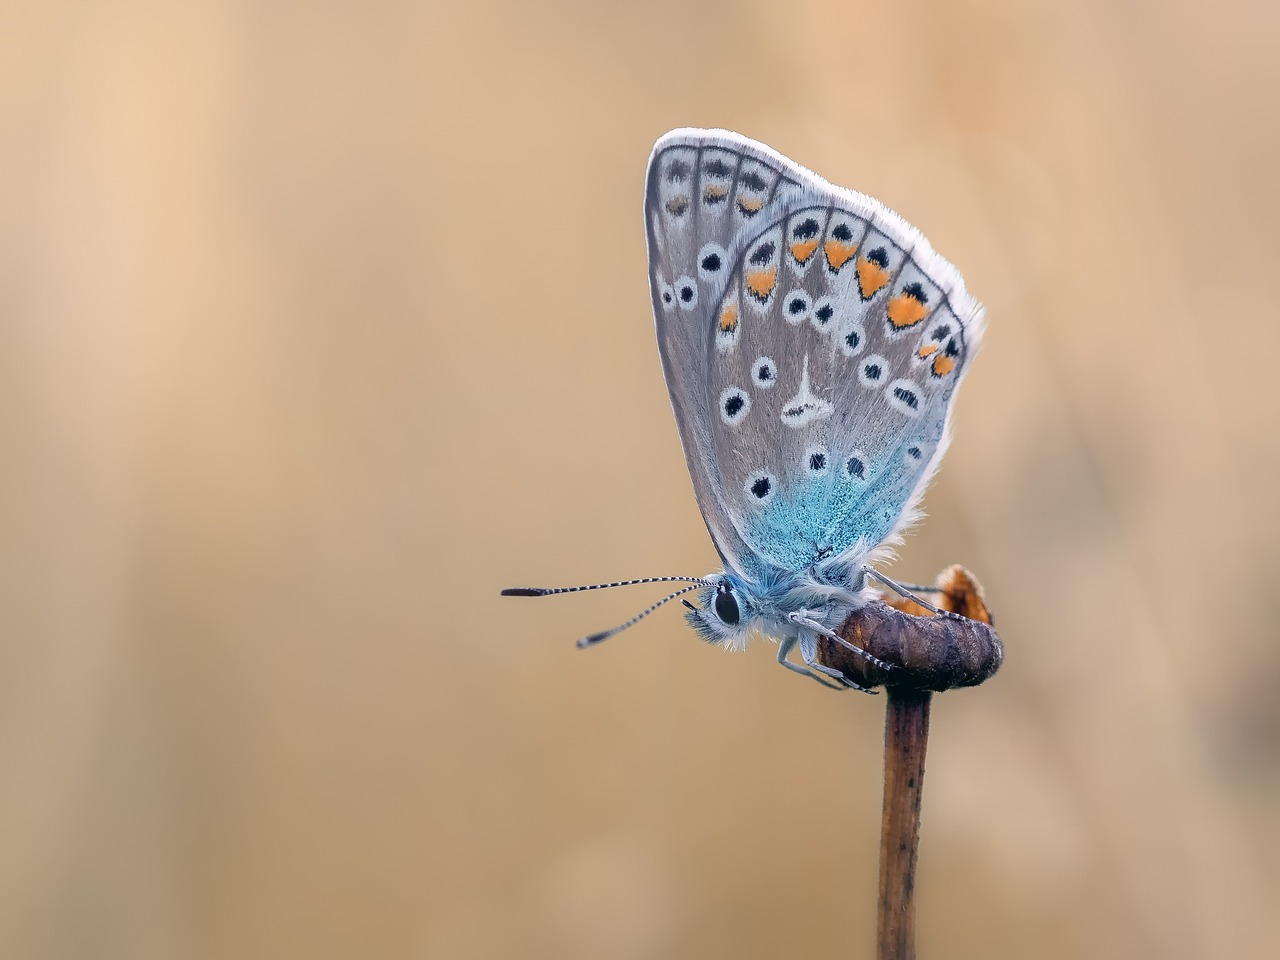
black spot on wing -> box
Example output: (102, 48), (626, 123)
(792, 218), (820, 240)
(704, 157), (732, 178)
(666, 159), (691, 183)
(902, 281), (929, 304)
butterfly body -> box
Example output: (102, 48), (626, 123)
(684, 566), (862, 646)
(646, 129), (984, 684)
(504, 130), (983, 691)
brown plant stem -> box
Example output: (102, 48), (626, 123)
(815, 566), (1000, 960)
(877, 688), (931, 960)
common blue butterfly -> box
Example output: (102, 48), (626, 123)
(504, 129), (984, 691)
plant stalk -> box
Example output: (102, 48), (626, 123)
(876, 687), (932, 960)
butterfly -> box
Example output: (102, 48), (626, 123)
(504, 129), (984, 691)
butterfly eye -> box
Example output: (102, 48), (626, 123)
(713, 587), (740, 626)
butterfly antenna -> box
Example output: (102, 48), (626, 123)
(576, 583), (707, 649)
(501, 576), (711, 597)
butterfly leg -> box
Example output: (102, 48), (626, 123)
(788, 611), (897, 674)
(863, 566), (972, 622)
(776, 635), (851, 691)
(797, 630), (877, 694)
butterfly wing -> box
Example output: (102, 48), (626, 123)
(645, 130), (806, 580)
(645, 129), (984, 581)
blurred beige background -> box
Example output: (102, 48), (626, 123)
(3, 1), (1278, 958)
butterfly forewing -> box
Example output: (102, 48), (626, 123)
(646, 135), (797, 577)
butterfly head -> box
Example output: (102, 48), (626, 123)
(684, 573), (757, 650)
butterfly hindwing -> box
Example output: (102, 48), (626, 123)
(645, 129), (984, 581)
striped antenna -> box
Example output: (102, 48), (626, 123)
(576, 583), (707, 649)
(501, 576), (711, 597)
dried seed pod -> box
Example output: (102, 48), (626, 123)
(818, 565), (1002, 692)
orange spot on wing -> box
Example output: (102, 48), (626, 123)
(745, 268), (777, 300)
(887, 292), (929, 328)
(665, 196), (690, 216)
(856, 257), (891, 299)
(737, 196), (764, 214)
(790, 240), (819, 264)
(932, 354), (955, 377)
(719, 303), (739, 332)
(704, 184), (728, 202)
(824, 240), (858, 270)
(916, 343), (940, 358)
